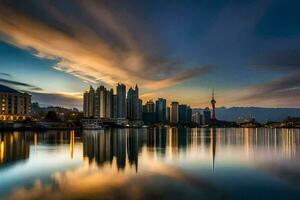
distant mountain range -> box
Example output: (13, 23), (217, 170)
(193, 107), (300, 123)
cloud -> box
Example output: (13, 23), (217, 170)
(252, 49), (300, 72)
(143, 65), (214, 89)
(236, 72), (300, 107)
(0, 72), (12, 78)
(0, 1), (211, 90)
(31, 92), (82, 109)
(0, 78), (43, 91)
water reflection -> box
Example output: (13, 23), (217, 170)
(1, 128), (300, 168)
(0, 128), (300, 200)
(0, 132), (29, 165)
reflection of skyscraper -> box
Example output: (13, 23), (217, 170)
(127, 129), (139, 171)
(115, 129), (126, 169)
(83, 130), (113, 166)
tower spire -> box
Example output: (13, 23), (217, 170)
(211, 88), (216, 121)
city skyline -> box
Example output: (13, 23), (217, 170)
(0, 1), (300, 109)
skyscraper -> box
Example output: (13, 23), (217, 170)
(203, 107), (211, 125)
(88, 86), (95, 117)
(95, 85), (106, 118)
(178, 104), (187, 124)
(187, 106), (192, 123)
(127, 85), (141, 120)
(142, 100), (156, 124)
(192, 112), (203, 125)
(113, 94), (117, 118)
(143, 100), (155, 113)
(83, 91), (89, 117)
(105, 89), (113, 118)
(137, 99), (143, 120)
(156, 98), (166, 122)
(117, 83), (126, 118)
(166, 106), (170, 122)
(170, 101), (179, 123)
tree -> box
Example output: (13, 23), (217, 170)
(45, 111), (60, 122)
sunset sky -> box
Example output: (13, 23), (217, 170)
(0, 0), (299, 109)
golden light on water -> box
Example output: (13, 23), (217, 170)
(0, 141), (4, 163)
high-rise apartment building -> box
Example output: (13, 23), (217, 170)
(156, 98), (166, 122)
(143, 100), (155, 113)
(127, 85), (142, 120)
(203, 107), (211, 125)
(117, 83), (126, 118)
(0, 85), (31, 121)
(179, 104), (187, 124)
(170, 101), (179, 123)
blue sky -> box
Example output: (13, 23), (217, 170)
(0, 0), (299, 108)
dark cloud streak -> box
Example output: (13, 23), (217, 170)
(0, 78), (43, 91)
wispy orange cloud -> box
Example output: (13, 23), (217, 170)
(0, 1), (211, 91)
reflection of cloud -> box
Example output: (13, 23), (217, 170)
(6, 155), (221, 200)
(0, 79), (43, 91)
(31, 92), (82, 109)
(0, 1), (211, 90)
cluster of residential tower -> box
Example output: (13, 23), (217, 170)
(83, 83), (211, 125)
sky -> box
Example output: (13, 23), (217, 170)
(0, 0), (299, 109)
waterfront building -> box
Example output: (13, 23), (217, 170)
(88, 86), (95, 117)
(142, 100), (156, 124)
(192, 112), (203, 125)
(105, 89), (113, 118)
(179, 104), (187, 124)
(187, 106), (192, 123)
(83, 91), (89, 117)
(156, 98), (166, 122)
(170, 101), (179, 123)
(113, 95), (117, 118)
(138, 99), (143, 120)
(166, 106), (170, 122)
(143, 100), (155, 113)
(117, 83), (126, 118)
(203, 107), (211, 125)
(0, 85), (31, 121)
(94, 85), (106, 118)
(127, 85), (140, 120)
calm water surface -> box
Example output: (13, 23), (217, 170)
(0, 128), (300, 200)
